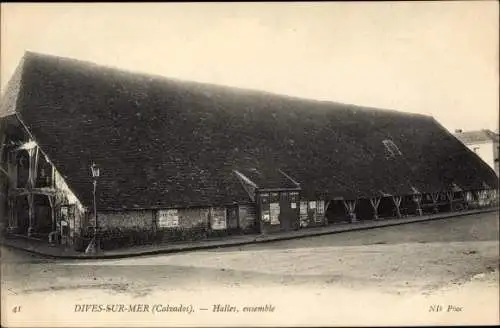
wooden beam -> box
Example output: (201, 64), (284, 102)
(233, 170), (258, 188)
(277, 169), (301, 187)
(0, 131), (6, 166)
(343, 200), (357, 223)
(7, 198), (18, 231)
(27, 193), (34, 236)
(412, 194), (423, 216)
(369, 197), (381, 220)
(391, 196), (402, 218)
(48, 195), (56, 231)
(15, 140), (37, 152)
(430, 192), (440, 213)
(258, 188), (302, 193)
(9, 187), (56, 197)
(34, 146), (40, 186)
(446, 191), (454, 201)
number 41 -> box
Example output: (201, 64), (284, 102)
(12, 306), (22, 313)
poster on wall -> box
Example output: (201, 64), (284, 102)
(262, 211), (270, 222)
(270, 202), (280, 225)
(315, 200), (325, 223)
(158, 209), (179, 228)
(300, 202), (308, 215)
(300, 201), (309, 227)
(317, 200), (325, 214)
(211, 208), (227, 230)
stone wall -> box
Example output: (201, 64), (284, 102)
(156, 207), (210, 242)
(75, 204), (262, 252)
(98, 210), (155, 230)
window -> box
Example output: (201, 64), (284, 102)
(382, 139), (402, 157)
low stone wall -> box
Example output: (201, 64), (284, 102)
(73, 210), (155, 251)
(98, 210), (155, 230)
(156, 207), (210, 242)
(73, 205), (261, 251)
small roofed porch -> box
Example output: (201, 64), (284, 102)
(234, 167), (302, 234)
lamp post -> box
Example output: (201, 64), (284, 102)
(86, 162), (100, 254)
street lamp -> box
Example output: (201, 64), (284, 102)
(86, 162), (100, 254)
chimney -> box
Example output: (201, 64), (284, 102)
(455, 129), (463, 133)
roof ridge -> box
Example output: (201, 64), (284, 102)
(20, 51), (432, 119)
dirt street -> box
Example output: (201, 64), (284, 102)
(1, 211), (499, 326)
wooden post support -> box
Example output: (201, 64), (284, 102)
(324, 200), (331, 226)
(431, 192), (440, 213)
(369, 197), (381, 220)
(325, 200), (331, 213)
(446, 191), (454, 211)
(486, 189), (493, 207)
(208, 207), (214, 235)
(391, 196), (402, 218)
(343, 200), (357, 223)
(464, 191), (472, 209)
(7, 199), (17, 232)
(476, 190), (483, 207)
(492, 189), (499, 205)
(48, 195), (56, 231)
(412, 194), (423, 216)
(26, 146), (38, 236)
(0, 131), (6, 165)
(27, 193), (34, 236)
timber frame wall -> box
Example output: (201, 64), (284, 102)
(1, 118), (88, 243)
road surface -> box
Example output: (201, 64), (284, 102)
(2, 211), (499, 326)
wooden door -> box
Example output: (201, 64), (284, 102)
(226, 206), (239, 234)
(279, 193), (299, 231)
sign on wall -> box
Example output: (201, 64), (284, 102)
(317, 200), (325, 214)
(158, 209), (179, 228)
(300, 202), (308, 215)
(262, 210), (270, 222)
(270, 202), (280, 225)
(211, 208), (227, 230)
(300, 201), (309, 227)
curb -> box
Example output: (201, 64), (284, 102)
(2, 208), (498, 260)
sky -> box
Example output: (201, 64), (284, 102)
(1, 2), (498, 133)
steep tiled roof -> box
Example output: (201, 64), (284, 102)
(1, 52), (498, 210)
(0, 57), (25, 118)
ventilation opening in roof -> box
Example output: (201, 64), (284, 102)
(382, 139), (402, 158)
